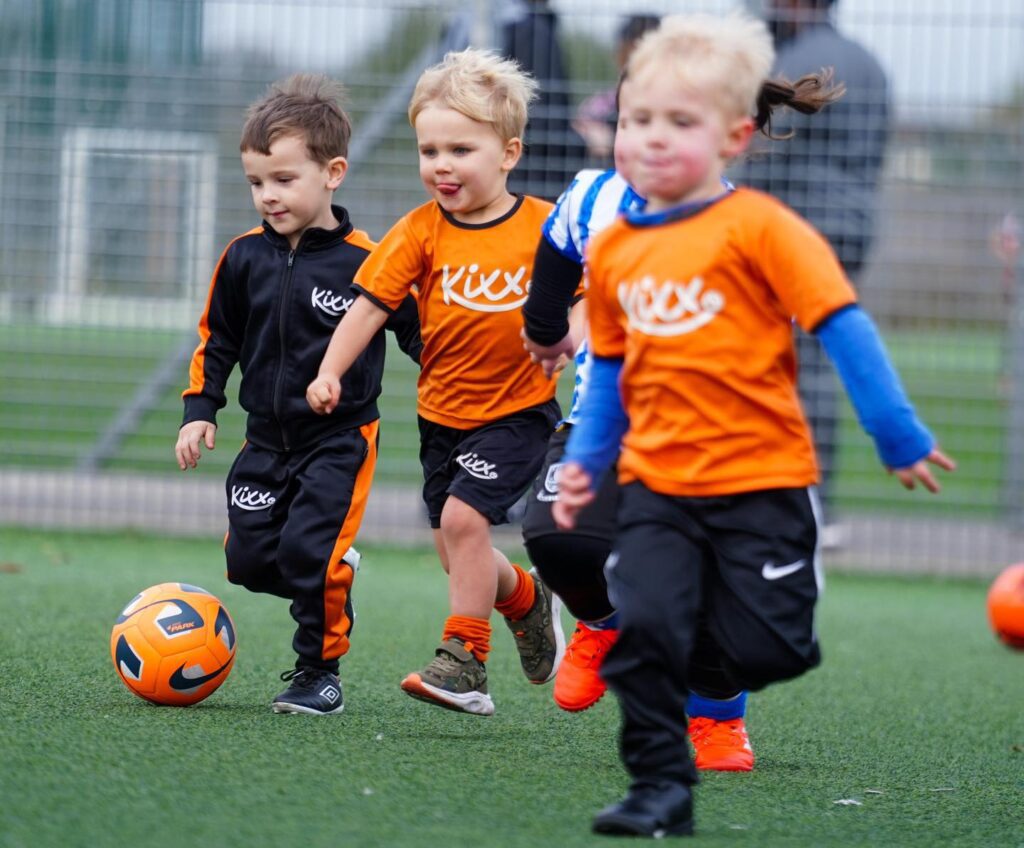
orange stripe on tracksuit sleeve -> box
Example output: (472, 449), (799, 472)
(183, 227), (262, 401)
(321, 419), (379, 660)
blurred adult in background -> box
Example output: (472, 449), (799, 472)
(736, 0), (890, 544)
(572, 13), (661, 166)
(500, 0), (588, 199)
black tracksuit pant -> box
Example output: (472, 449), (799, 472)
(224, 422), (378, 674)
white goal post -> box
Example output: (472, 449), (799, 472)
(53, 127), (217, 329)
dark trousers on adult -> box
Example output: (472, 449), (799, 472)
(224, 422), (378, 673)
(601, 481), (823, 787)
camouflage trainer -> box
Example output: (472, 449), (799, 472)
(503, 568), (565, 684)
(400, 638), (494, 716)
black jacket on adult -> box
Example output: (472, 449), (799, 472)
(182, 205), (421, 452)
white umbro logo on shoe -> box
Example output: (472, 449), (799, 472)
(319, 684), (341, 703)
(761, 559), (806, 581)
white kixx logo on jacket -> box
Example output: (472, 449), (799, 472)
(312, 287), (354, 317)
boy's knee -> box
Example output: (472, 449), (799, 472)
(525, 534), (614, 621)
(226, 564), (284, 596)
(224, 545), (255, 585)
(276, 533), (321, 575)
(617, 593), (677, 637)
(439, 497), (489, 539)
(225, 543), (283, 595)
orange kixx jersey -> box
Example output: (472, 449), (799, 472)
(586, 188), (857, 496)
(354, 196), (556, 429)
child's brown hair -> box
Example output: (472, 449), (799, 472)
(241, 73), (351, 163)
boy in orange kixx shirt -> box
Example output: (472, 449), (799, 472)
(307, 49), (566, 716)
(554, 14), (955, 837)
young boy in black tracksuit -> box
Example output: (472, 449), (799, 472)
(175, 74), (420, 715)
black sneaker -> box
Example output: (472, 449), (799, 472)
(592, 780), (694, 838)
(271, 667), (344, 715)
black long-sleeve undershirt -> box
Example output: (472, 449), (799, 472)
(523, 236), (584, 346)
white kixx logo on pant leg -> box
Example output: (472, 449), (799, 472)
(231, 485), (277, 511)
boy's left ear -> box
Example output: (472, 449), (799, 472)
(501, 137), (523, 172)
(722, 117), (755, 160)
(326, 156), (349, 189)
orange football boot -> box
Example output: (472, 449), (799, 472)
(688, 716), (755, 772)
(553, 623), (618, 712)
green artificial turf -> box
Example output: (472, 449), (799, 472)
(1, 527), (1021, 847)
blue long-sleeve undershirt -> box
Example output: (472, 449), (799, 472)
(816, 304), (934, 469)
(562, 355), (627, 485)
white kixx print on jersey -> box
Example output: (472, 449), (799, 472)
(312, 287), (354, 317)
(617, 275), (724, 336)
(231, 485), (277, 511)
(441, 264), (529, 312)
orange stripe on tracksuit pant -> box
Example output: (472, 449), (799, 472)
(223, 421), (379, 673)
(321, 419), (378, 661)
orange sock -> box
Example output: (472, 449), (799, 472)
(494, 563), (535, 620)
(442, 615), (492, 663)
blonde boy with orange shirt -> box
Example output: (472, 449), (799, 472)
(307, 49), (565, 716)
(555, 14), (955, 837)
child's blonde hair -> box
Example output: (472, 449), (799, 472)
(628, 14), (775, 121)
(626, 13), (843, 136)
(241, 74), (351, 163)
(408, 48), (538, 142)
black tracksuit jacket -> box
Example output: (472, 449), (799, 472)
(182, 206), (421, 451)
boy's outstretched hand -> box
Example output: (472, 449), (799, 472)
(552, 462), (596, 530)
(175, 420), (216, 470)
(890, 446), (957, 493)
(306, 375), (341, 415)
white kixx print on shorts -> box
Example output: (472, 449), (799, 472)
(456, 451), (499, 480)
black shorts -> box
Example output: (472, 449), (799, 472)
(418, 399), (560, 528)
(521, 424), (621, 544)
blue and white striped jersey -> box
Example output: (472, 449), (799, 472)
(542, 169), (643, 425)
(543, 169), (642, 264)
